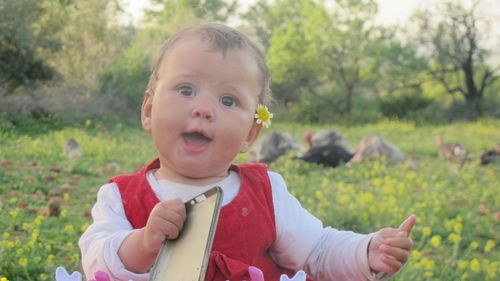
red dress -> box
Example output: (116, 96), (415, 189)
(110, 159), (298, 281)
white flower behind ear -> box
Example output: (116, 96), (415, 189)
(55, 266), (82, 281)
(255, 104), (273, 128)
(280, 270), (307, 281)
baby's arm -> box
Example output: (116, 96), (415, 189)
(79, 183), (185, 280)
(268, 172), (392, 281)
(79, 183), (143, 280)
(118, 198), (186, 273)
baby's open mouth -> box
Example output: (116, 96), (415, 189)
(182, 132), (212, 146)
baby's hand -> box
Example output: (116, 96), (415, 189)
(368, 215), (416, 273)
(143, 198), (186, 255)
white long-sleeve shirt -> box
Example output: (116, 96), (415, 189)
(79, 169), (391, 281)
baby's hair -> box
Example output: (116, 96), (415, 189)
(146, 23), (272, 106)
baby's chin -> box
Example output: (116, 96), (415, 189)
(158, 163), (231, 186)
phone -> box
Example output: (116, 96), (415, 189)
(149, 186), (223, 281)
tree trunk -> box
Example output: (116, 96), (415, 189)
(462, 58), (481, 117)
(345, 84), (353, 115)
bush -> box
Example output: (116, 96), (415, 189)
(286, 89), (341, 124)
(379, 94), (433, 120)
(279, 87), (384, 125)
(97, 41), (151, 121)
(0, 109), (64, 135)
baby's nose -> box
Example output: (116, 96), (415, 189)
(192, 101), (215, 121)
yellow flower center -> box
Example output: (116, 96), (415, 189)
(257, 107), (271, 122)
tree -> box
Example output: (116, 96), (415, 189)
(414, 0), (499, 117)
(265, 0), (328, 104)
(0, 0), (60, 94)
(147, 0), (237, 24)
(368, 27), (428, 97)
(256, 0), (381, 115)
(321, 0), (380, 115)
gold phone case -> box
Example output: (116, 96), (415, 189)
(149, 186), (223, 281)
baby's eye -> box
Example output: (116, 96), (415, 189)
(220, 96), (237, 107)
(178, 86), (195, 97)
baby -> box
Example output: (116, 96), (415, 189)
(79, 23), (416, 281)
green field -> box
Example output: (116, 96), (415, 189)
(0, 120), (499, 281)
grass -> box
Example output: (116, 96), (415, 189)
(0, 119), (499, 280)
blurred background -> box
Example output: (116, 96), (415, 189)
(1, 0), (499, 128)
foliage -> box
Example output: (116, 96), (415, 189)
(368, 28), (428, 97)
(0, 0), (61, 93)
(0, 110), (64, 135)
(1, 0), (499, 128)
(266, 0), (328, 104)
(147, 0), (237, 24)
(250, 0), (429, 119)
(1, 120), (499, 280)
(379, 94), (433, 120)
(97, 30), (153, 121)
(412, 0), (499, 117)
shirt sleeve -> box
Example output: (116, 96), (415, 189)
(268, 171), (393, 281)
(78, 183), (150, 281)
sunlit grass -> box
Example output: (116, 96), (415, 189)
(1, 119), (498, 280)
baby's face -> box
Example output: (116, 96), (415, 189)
(142, 35), (262, 184)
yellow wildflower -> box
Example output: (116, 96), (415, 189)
(81, 222), (90, 232)
(358, 192), (374, 204)
(412, 250), (421, 259)
(2, 232), (10, 239)
(484, 240), (495, 253)
(315, 190), (324, 199)
(22, 223), (31, 230)
(1, 277), (10, 281)
(421, 257), (435, 271)
(470, 258), (480, 272)
(9, 210), (18, 218)
(448, 233), (461, 244)
(470, 241), (479, 249)
(457, 260), (468, 270)
(421, 226), (431, 236)
(430, 235), (442, 247)
(33, 215), (44, 226)
(454, 222), (463, 233)
(255, 104), (273, 128)
(485, 261), (498, 279)
(39, 273), (48, 281)
(65, 225), (75, 232)
(338, 194), (349, 204)
(19, 258), (27, 267)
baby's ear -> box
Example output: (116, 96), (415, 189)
(141, 90), (153, 131)
(240, 123), (262, 153)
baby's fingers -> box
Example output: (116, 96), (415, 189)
(385, 234), (414, 251)
(148, 199), (186, 238)
(155, 217), (183, 239)
(379, 254), (404, 273)
(379, 244), (410, 264)
(158, 203), (186, 235)
(398, 215), (417, 235)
